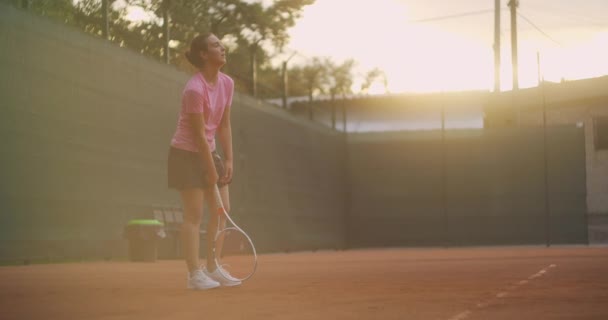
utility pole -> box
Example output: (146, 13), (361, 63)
(508, 0), (519, 90)
(493, 0), (501, 92)
(537, 51), (542, 85)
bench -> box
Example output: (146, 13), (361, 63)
(152, 205), (208, 258)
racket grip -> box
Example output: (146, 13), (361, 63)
(213, 185), (224, 212)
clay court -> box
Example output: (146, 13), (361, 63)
(2, 246), (607, 320)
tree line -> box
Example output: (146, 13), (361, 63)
(5, 0), (387, 104)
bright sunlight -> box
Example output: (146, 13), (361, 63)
(287, 0), (608, 94)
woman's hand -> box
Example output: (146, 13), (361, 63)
(219, 159), (233, 185)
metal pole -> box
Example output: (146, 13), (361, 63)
(281, 52), (297, 109)
(342, 116), (352, 249)
(282, 61), (288, 109)
(494, 0), (501, 92)
(251, 46), (257, 97)
(342, 98), (347, 132)
(331, 97), (337, 130)
(539, 52), (550, 247)
(102, 0), (110, 40)
(537, 51), (541, 85)
(508, 0), (519, 90)
(162, 2), (170, 64)
(441, 92), (448, 246)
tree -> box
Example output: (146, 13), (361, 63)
(301, 57), (330, 103)
(328, 59), (356, 99)
(7, 0), (317, 99)
(300, 57), (330, 120)
(328, 59), (356, 129)
(235, 0), (313, 96)
(123, 0), (313, 96)
(14, 0), (76, 22)
(361, 68), (388, 94)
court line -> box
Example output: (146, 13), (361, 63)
(446, 264), (557, 320)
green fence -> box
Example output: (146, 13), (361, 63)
(0, 4), (588, 262)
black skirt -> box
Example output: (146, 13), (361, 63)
(167, 146), (228, 190)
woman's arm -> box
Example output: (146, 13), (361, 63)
(217, 104), (233, 184)
(185, 91), (218, 187)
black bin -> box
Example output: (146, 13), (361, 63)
(124, 219), (166, 262)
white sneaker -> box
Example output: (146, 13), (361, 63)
(203, 266), (242, 287)
(187, 269), (220, 290)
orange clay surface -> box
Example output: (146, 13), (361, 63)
(1, 246), (607, 320)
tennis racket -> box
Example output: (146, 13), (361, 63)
(211, 184), (258, 281)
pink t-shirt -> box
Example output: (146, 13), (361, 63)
(171, 72), (234, 152)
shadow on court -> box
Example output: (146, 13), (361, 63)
(1, 246), (607, 320)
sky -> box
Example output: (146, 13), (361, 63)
(282, 0), (608, 94)
(121, 0), (608, 94)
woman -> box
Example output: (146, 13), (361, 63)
(168, 33), (239, 290)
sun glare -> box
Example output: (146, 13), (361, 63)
(289, 0), (498, 93)
(544, 31), (608, 81)
(289, 0), (608, 94)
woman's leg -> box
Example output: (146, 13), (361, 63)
(205, 185), (230, 272)
(179, 188), (205, 273)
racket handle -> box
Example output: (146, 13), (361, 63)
(213, 185), (240, 231)
(213, 185), (224, 212)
